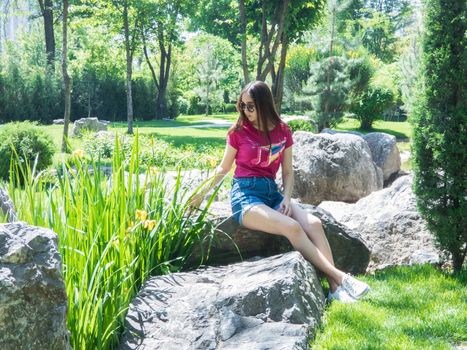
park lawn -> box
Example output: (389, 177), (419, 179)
(40, 113), (235, 152)
(312, 264), (467, 350)
(336, 117), (412, 140)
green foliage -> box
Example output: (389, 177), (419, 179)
(351, 83), (395, 130)
(283, 45), (318, 112)
(301, 57), (348, 130)
(312, 264), (467, 349)
(8, 135), (218, 350)
(411, 0), (466, 271)
(358, 9), (397, 63)
(0, 35), (62, 122)
(81, 131), (224, 170)
(178, 33), (241, 115)
(0, 121), (55, 181)
(287, 118), (317, 133)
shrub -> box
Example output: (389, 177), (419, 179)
(222, 103), (237, 113)
(0, 121), (55, 181)
(82, 131), (132, 159)
(411, 0), (466, 272)
(287, 118), (317, 133)
(351, 83), (395, 130)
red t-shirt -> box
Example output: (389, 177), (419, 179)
(227, 120), (294, 179)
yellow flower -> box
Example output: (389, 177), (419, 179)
(126, 220), (135, 233)
(135, 209), (148, 221)
(208, 157), (217, 168)
(150, 166), (160, 176)
(73, 149), (85, 158)
(143, 220), (156, 230)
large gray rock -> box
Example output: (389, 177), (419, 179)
(319, 175), (440, 271)
(0, 222), (71, 350)
(363, 132), (401, 182)
(119, 252), (325, 350)
(192, 201), (369, 275)
(71, 117), (109, 137)
(292, 131), (383, 205)
(321, 130), (401, 184)
(0, 188), (17, 222)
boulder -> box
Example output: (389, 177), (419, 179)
(321, 130), (401, 184)
(291, 131), (383, 205)
(192, 201), (370, 275)
(52, 119), (64, 125)
(0, 188), (17, 223)
(71, 117), (110, 137)
(0, 222), (71, 350)
(362, 132), (401, 183)
(319, 175), (441, 271)
(119, 252), (325, 350)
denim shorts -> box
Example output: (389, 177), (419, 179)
(230, 177), (284, 225)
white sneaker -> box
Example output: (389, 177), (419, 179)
(328, 286), (356, 303)
(341, 274), (370, 299)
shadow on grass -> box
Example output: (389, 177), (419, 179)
(370, 128), (410, 140)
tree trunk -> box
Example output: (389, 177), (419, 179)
(452, 248), (466, 272)
(38, 0), (55, 69)
(272, 31), (288, 113)
(61, 0), (71, 153)
(155, 39), (171, 120)
(123, 0), (134, 134)
(239, 0), (250, 84)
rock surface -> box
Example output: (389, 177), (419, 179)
(319, 175), (440, 271)
(363, 132), (401, 182)
(119, 252), (325, 350)
(191, 201), (370, 275)
(0, 222), (71, 350)
(292, 131), (383, 205)
(71, 117), (109, 137)
(0, 188), (17, 222)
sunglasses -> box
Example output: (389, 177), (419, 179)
(240, 102), (255, 112)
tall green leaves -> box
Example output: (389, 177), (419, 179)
(411, 0), (466, 271)
(8, 135), (217, 349)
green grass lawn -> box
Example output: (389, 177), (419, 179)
(336, 117), (412, 140)
(312, 264), (467, 350)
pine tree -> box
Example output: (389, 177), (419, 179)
(411, 0), (466, 271)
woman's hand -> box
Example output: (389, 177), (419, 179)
(279, 197), (292, 217)
(187, 193), (204, 213)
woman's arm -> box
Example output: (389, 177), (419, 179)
(279, 146), (294, 216)
(189, 143), (237, 207)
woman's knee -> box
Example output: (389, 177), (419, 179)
(281, 219), (305, 241)
(308, 215), (323, 231)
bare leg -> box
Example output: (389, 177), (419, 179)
(289, 203), (339, 292)
(242, 204), (346, 286)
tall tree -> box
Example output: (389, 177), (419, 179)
(122, 0), (135, 133)
(38, 0), (56, 69)
(61, 0), (71, 152)
(193, 0), (325, 113)
(194, 43), (224, 115)
(411, 0), (466, 271)
(139, 0), (186, 120)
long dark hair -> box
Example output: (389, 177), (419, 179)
(228, 81), (282, 145)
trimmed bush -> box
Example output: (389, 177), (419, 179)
(0, 121), (55, 180)
(411, 0), (466, 271)
(351, 84), (395, 130)
(287, 118), (317, 133)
